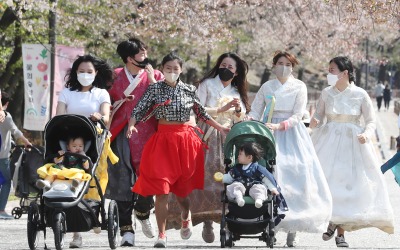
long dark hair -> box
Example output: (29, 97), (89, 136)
(65, 55), (114, 91)
(329, 56), (355, 83)
(197, 52), (250, 113)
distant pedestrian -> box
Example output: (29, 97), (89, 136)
(374, 82), (384, 111)
(383, 84), (392, 111)
(310, 56), (394, 248)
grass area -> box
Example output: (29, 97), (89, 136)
(7, 194), (18, 201)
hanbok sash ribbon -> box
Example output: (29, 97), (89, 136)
(262, 95), (275, 123)
(141, 99), (172, 122)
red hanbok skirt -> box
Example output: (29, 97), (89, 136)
(132, 124), (205, 197)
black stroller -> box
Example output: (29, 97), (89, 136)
(220, 120), (286, 248)
(26, 115), (119, 250)
(9, 143), (44, 219)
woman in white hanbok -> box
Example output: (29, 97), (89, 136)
(166, 53), (250, 243)
(310, 56), (394, 248)
(249, 51), (332, 247)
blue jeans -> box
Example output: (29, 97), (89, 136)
(0, 158), (11, 211)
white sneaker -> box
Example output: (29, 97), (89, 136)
(286, 232), (298, 247)
(154, 234), (167, 248)
(255, 199), (263, 208)
(236, 198), (245, 207)
(120, 232), (135, 247)
(180, 211), (193, 240)
(0, 212), (14, 220)
(137, 218), (156, 238)
(69, 233), (82, 248)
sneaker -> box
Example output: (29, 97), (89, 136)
(70, 179), (81, 192)
(0, 212), (14, 220)
(120, 232), (135, 247)
(255, 199), (263, 208)
(92, 227), (101, 234)
(335, 235), (349, 248)
(69, 233), (82, 248)
(36, 179), (51, 190)
(236, 197), (245, 207)
(322, 222), (337, 241)
(137, 217), (156, 238)
(202, 221), (215, 243)
(154, 233), (167, 248)
(286, 232), (298, 247)
(180, 211), (193, 240)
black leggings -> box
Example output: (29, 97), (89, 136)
(117, 194), (154, 235)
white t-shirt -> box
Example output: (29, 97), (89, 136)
(58, 87), (111, 117)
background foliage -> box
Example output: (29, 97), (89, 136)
(0, 0), (399, 132)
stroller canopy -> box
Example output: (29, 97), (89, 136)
(224, 121), (276, 167)
(44, 115), (104, 163)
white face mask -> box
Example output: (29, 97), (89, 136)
(274, 65), (292, 78)
(327, 73), (341, 86)
(164, 72), (180, 83)
(77, 73), (95, 86)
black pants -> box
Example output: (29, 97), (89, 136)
(377, 96), (383, 110)
(117, 194), (154, 235)
(384, 98), (390, 109)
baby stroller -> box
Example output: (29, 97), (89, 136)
(26, 114), (119, 250)
(9, 143), (44, 219)
(220, 120), (285, 248)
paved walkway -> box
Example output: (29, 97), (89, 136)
(2, 100), (400, 249)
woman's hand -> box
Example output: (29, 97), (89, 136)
(0, 110), (5, 123)
(271, 189), (280, 196)
(357, 133), (368, 144)
(145, 64), (156, 84)
(90, 112), (103, 122)
(309, 117), (319, 129)
(265, 123), (281, 131)
(217, 125), (231, 135)
(126, 125), (138, 138)
(218, 98), (241, 113)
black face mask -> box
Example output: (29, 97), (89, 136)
(132, 58), (149, 69)
(218, 68), (235, 82)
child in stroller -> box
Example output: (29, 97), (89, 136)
(217, 142), (280, 208)
(36, 133), (91, 193)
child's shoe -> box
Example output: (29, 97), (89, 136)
(36, 179), (51, 191)
(335, 234), (349, 247)
(322, 222), (337, 241)
(236, 197), (245, 207)
(255, 199), (263, 208)
(70, 179), (81, 192)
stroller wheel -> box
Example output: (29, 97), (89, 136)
(107, 200), (119, 250)
(27, 202), (40, 250)
(53, 212), (66, 250)
(226, 231), (234, 248)
(12, 207), (23, 219)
